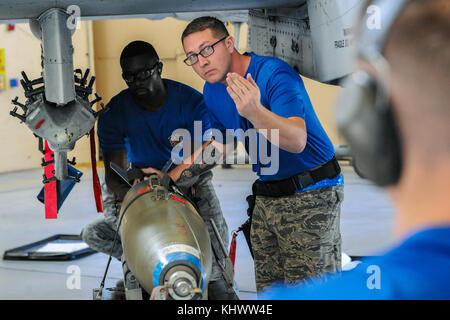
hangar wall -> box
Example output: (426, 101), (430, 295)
(0, 17), (343, 174)
(93, 18), (208, 103)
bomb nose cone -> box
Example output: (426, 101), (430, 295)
(168, 269), (197, 299)
(174, 279), (192, 297)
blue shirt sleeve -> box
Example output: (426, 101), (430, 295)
(258, 263), (385, 300)
(183, 89), (213, 143)
(202, 83), (228, 141)
(264, 67), (308, 120)
(97, 97), (126, 154)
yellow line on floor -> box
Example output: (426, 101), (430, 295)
(0, 179), (42, 189)
(0, 162), (104, 189)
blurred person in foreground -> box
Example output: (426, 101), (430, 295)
(260, 0), (450, 300)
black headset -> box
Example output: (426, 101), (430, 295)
(335, 0), (413, 186)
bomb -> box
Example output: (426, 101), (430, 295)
(119, 176), (212, 300)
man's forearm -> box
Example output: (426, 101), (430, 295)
(247, 105), (307, 154)
(169, 138), (235, 187)
(171, 163), (217, 187)
(225, 72), (306, 153)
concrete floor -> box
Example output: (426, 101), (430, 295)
(0, 163), (396, 300)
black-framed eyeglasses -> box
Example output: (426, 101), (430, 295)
(122, 61), (160, 84)
(184, 36), (228, 66)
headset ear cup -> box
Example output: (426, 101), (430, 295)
(335, 71), (402, 186)
(380, 105), (402, 185)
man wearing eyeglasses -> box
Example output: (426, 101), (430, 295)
(81, 40), (234, 299)
(182, 17), (344, 294)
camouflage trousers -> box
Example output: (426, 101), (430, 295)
(80, 181), (123, 260)
(81, 171), (229, 282)
(251, 186), (344, 292)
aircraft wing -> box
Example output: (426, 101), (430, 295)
(0, 0), (302, 22)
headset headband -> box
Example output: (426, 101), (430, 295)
(357, 0), (412, 62)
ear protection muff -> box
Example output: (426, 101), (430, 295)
(335, 71), (402, 186)
(334, 0), (411, 186)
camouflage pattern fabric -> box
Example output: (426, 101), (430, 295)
(250, 186), (344, 292)
(81, 181), (123, 260)
(81, 171), (229, 281)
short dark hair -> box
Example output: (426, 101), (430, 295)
(385, 0), (450, 156)
(120, 41), (159, 67)
(181, 16), (229, 43)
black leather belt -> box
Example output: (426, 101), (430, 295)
(252, 156), (341, 197)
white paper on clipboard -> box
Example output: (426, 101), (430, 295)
(35, 242), (89, 253)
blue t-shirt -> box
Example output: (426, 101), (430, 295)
(98, 79), (211, 171)
(259, 226), (450, 300)
(203, 52), (336, 181)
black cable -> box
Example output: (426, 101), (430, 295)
(95, 202), (125, 300)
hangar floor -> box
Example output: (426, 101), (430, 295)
(0, 163), (396, 300)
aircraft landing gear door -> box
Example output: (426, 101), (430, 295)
(248, 6), (316, 79)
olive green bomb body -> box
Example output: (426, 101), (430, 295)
(119, 177), (212, 300)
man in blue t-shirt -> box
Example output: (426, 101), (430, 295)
(81, 41), (234, 299)
(261, 0), (450, 300)
(182, 17), (344, 293)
